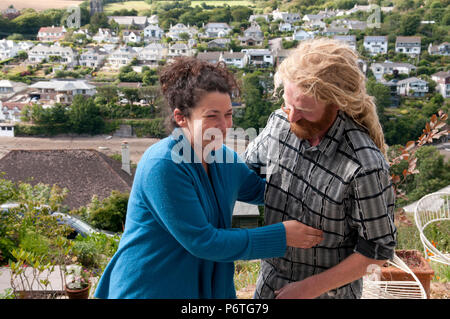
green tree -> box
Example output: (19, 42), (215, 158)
(399, 13), (421, 36)
(68, 95), (104, 134)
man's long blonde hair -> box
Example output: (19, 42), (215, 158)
(275, 37), (387, 158)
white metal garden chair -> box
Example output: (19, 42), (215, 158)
(414, 192), (450, 266)
(361, 253), (427, 299)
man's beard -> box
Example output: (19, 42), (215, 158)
(285, 104), (337, 140)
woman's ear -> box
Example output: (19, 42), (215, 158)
(174, 108), (187, 127)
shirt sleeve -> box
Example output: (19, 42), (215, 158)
(349, 168), (397, 260)
(138, 158), (286, 262)
(242, 113), (274, 177)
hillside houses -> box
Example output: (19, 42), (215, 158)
(106, 45), (141, 69)
(396, 77), (429, 97)
(333, 35), (356, 51)
(92, 28), (119, 43)
(29, 80), (96, 105)
(167, 23), (198, 40)
(203, 23), (232, 38)
(370, 61), (417, 81)
(107, 16), (150, 29)
(395, 36), (421, 57)
(28, 44), (77, 66)
(144, 24), (164, 42)
(428, 42), (449, 56)
(137, 43), (167, 66)
(432, 71), (450, 98)
(37, 26), (67, 42)
(363, 36), (388, 55)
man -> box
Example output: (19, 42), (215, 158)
(243, 38), (397, 299)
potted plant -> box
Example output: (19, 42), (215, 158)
(381, 249), (434, 298)
(64, 264), (91, 299)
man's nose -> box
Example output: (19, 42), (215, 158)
(288, 108), (302, 123)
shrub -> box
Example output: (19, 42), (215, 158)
(88, 191), (129, 233)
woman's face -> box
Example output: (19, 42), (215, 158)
(175, 91), (233, 153)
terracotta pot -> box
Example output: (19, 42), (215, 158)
(65, 284), (90, 299)
(381, 249), (434, 298)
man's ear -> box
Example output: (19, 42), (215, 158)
(174, 108), (187, 127)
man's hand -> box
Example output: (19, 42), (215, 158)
(275, 277), (320, 299)
(282, 220), (323, 249)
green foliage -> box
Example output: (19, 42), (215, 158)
(87, 191), (129, 233)
(68, 95), (105, 135)
(72, 233), (119, 270)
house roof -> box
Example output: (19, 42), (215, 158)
(38, 26), (65, 33)
(222, 52), (246, 59)
(397, 77), (428, 85)
(431, 71), (450, 79)
(29, 80), (95, 91)
(364, 36), (387, 41)
(396, 36), (421, 44)
(197, 51), (221, 61)
(0, 149), (134, 209)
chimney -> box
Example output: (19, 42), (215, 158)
(121, 141), (131, 175)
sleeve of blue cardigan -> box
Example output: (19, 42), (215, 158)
(138, 158), (286, 262)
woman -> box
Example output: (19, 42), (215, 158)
(94, 57), (323, 299)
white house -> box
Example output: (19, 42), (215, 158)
(79, 48), (107, 68)
(0, 123), (14, 137)
(221, 51), (248, 69)
(396, 77), (429, 97)
(431, 71), (450, 98)
(279, 22), (293, 32)
(122, 30), (142, 44)
(370, 61), (417, 81)
(272, 10), (301, 23)
(395, 36), (421, 57)
(167, 23), (198, 40)
(37, 26), (67, 42)
(238, 23), (264, 46)
(207, 38), (231, 49)
(204, 23), (232, 38)
(168, 43), (192, 58)
(292, 29), (314, 41)
(0, 80), (28, 97)
(143, 24), (164, 42)
(197, 51), (222, 64)
(29, 80), (96, 105)
(363, 36), (388, 55)
(137, 43), (167, 66)
(242, 49), (273, 67)
(333, 35), (356, 51)
(428, 42), (449, 56)
(92, 28), (119, 43)
(0, 40), (20, 60)
(107, 16), (149, 29)
(0, 101), (28, 123)
(106, 45), (141, 69)
(28, 44), (78, 66)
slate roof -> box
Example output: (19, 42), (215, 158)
(0, 149), (135, 209)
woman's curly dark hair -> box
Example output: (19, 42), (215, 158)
(159, 56), (240, 129)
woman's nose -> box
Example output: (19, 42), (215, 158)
(288, 108), (303, 123)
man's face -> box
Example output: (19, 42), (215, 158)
(282, 80), (337, 140)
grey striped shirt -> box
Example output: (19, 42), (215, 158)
(243, 109), (397, 299)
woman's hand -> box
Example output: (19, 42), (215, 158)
(282, 220), (323, 249)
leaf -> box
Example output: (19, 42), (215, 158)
(392, 175), (401, 184)
(405, 141), (415, 151)
(402, 169), (407, 178)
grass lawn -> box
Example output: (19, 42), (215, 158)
(104, 1), (152, 14)
(104, 0), (255, 13)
